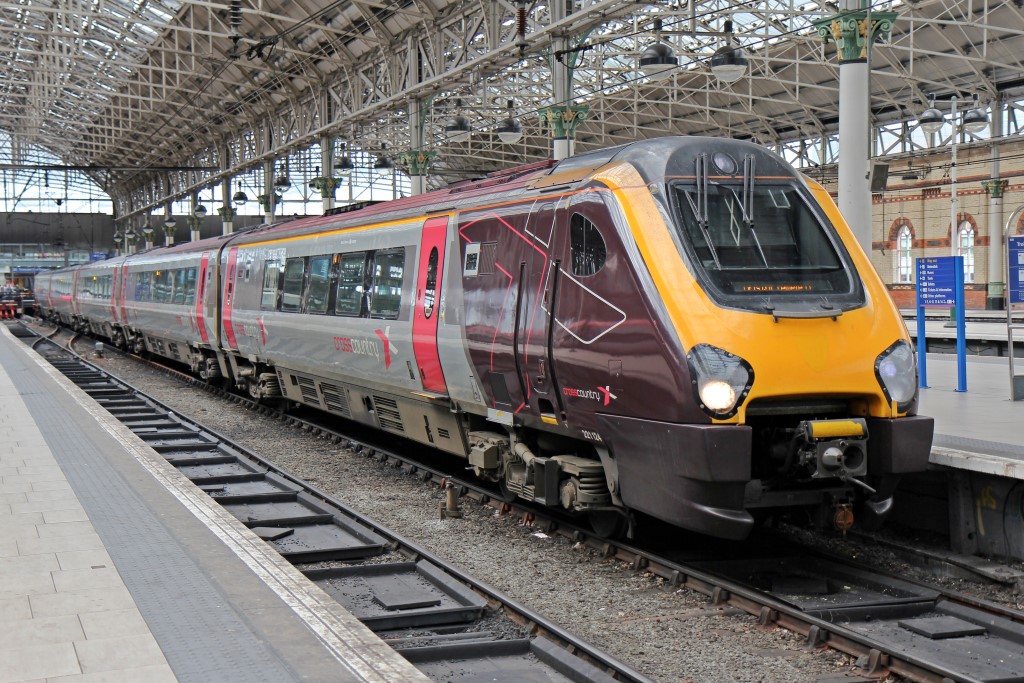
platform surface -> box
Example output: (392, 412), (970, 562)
(0, 324), (429, 683)
(917, 353), (1024, 478)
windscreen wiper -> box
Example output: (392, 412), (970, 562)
(737, 154), (772, 268)
(685, 153), (721, 269)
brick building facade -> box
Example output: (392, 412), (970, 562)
(860, 139), (1023, 309)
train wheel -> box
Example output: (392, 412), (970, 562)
(497, 479), (518, 504)
(589, 510), (627, 539)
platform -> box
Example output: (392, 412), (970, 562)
(901, 309), (1024, 355)
(890, 352), (1024, 559)
(917, 353), (1024, 474)
(0, 324), (429, 683)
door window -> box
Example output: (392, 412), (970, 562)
(423, 247), (439, 319)
(280, 257), (306, 312)
(570, 214), (607, 277)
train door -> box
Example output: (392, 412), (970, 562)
(110, 266), (120, 324)
(71, 270), (80, 318)
(549, 197), (629, 419)
(221, 247), (239, 350)
(413, 217), (449, 394)
(196, 252), (211, 344)
(119, 265), (130, 323)
(514, 201), (560, 419)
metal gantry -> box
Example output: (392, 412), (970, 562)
(0, 0), (1021, 222)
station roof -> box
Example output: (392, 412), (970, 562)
(1, 0), (1021, 209)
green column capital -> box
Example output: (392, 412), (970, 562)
(812, 10), (898, 62)
(981, 179), (1009, 199)
(399, 150), (437, 176)
(257, 193), (282, 212)
(309, 176), (343, 198)
(540, 105), (589, 140)
(217, 206), (235, 221)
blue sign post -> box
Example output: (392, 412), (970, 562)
(1007, 236), (1024, 400)
(1010, 237), (1024, 306)
(915, 256), (966, 392)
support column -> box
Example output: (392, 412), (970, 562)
(188, 192), (203, 242)
(219, 178), (234, 235)
(551, 35), (572, 162)
(321, 135), (336, 213)
(406, 98), (428, 196)
(401, 150), (435, 196)
(162, 206), (176, 247)
(814, 5), (897, 253)
(542, 105), (588, 161)
(143, 213), (155, 251)
(261, 160), (275, 224)
(984, 97), (1005, 310)
(546, 0), (582, 161)
(401, 100), (434, 197)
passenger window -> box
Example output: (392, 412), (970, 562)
(183, 268), (197, 305)
(154, 271), (172, 303)
(335, 252), (367, 316)
(280, 257), (306, 313)
(173, 270), (187, 305)
(304, 255), (331, 314)
(261, 260), (280, 310)
(570, 214), (607, 277)
(369, 249), (404, 319)
(423, 247), (438, 319)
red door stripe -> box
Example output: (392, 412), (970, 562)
(412, 217), (449, 393)
(196, 253), (210, 344)
(222, 247), (239, 349)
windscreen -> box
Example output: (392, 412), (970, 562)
(670, 181), (861, 308)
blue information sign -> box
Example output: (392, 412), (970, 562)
(915, 256), (967, 392)
(1009, 237), (1024, 305)
(916, 257), (957, 306)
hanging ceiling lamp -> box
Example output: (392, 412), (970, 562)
(710, 20), (748, 84)
(374, 145), (394, 177)
(639, 20), (677, 78)
(917, 94), (945, 135)
(445, 99), (473, 143)
(961, 94), (989, 134)
(495, 100), (523, 144)
(232, 182), (248, 206)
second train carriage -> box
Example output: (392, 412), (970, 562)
(37, 137), (934, 539)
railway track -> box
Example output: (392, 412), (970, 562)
(21, 320), (1024, 683)
(10, 321), (650, 683)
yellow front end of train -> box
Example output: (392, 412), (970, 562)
(596, 149), (931, 535)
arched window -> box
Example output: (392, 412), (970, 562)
(957, 221), (975, 283)
(570, 214), (607, 277)
(896, 225), (913, 283)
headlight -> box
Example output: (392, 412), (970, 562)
(687, 344), (754, 418)
(875, 340), (917, 408)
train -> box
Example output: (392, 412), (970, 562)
(35, 137), (934, 540)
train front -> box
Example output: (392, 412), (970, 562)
(607, 138), (934, 539)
